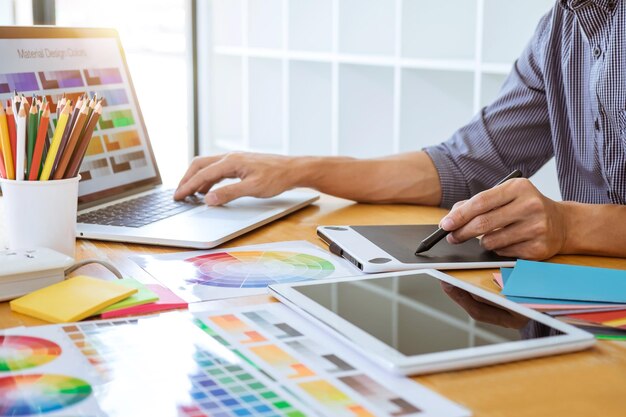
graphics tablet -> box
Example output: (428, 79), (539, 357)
(317, 225), (516, 272)
(270, 270), (594, 375)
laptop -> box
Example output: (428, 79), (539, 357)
(0, 26), (318, 248)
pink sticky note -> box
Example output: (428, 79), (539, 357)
(493, 273), (504, 289)
(100, 284), (187, 319)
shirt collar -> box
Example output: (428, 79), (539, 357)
(559, 0), (618, 11)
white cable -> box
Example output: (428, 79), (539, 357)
(64, 259), (124, 280)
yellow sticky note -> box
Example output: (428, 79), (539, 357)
(10, 276), (137, 323)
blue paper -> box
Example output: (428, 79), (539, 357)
(502, 260), (626, 303)
(505, 294), (621, 305)
(500, 267), (513, 284)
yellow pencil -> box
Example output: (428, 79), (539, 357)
(40, 103), (70, 181)
(0, 103), (15, 180)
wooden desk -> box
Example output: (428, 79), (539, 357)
(2, 195), (626, 416)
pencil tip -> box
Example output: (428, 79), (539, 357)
(415, 244), (427, 255)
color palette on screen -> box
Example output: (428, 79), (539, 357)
(0, 72), (39, 93)
(84, 68), (123, 85)
(185, 251), (336, 288)
(0, 335), (62, 371)
(0, 374), (92, 416)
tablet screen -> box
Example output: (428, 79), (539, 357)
(292, 273), (564, 357)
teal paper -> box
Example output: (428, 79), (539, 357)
(501, 260), (626, 303)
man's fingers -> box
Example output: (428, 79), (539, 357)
(174, 160), (236, 200)
(447, 199), (524, 243)
(479, 221), (533, 252)
(176, 155), (223, 191)
(441, 180), (519, 231)
(205, 181), (257, 206)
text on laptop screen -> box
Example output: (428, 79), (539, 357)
(0, 35), (159, 200)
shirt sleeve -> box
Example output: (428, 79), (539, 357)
(424, 9), (555, 208)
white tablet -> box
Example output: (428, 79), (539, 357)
(269, 270), (594, 376)
(318, 225), (516, 273)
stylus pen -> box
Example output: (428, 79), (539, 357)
(415, 169), (523, 255)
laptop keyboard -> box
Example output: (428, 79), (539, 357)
(77, 189), (204, 228)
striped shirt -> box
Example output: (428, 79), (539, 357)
(425, 0), (626, 208)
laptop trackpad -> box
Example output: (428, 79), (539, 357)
(190, 197), (285, 222)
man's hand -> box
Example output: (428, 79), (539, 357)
(440, 178), (569, 260)
(174, 152), (297, 205)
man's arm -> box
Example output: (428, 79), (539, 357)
(174, 151), (442, 206)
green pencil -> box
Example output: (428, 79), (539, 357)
(26, 103), (38, 179)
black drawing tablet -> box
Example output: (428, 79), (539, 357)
(317, 225), (516, 273)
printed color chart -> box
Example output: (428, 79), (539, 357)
(0, 374), (92, 416)
(200, 303), (469, 417)
(0, 336), (62, 371)
(60, 315), (313, 417)
(132, 241), (362, 302)
(0, 308), (468, 417)
(186, 250), (335, 288)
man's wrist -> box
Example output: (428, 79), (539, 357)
(287, 156), (327, 189)
(288, 156), (352, 190)
(560, 201), (599, 255)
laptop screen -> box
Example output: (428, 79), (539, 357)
(0, 27), (161, 205)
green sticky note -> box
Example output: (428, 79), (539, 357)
(97, 278), (158, 314)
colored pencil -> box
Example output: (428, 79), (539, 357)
(29, 105), (50, 181)
(15, 106), (26, 181)
(6, 102), (17, 163)
(52, 99), (80, 173)
(40, 103), (70, 181)
(56, 96), (66, 120)
(12, 91), (19, 116)
(67, 103), (102, 179)
(26, 104), (38, 179)
(53, 102), (89, 180)
(0, 141), (6, 178)
(21, 94), (29, 115)
(0, 103), (15, 180)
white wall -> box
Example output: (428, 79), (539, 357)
(203, 0), (560, 200)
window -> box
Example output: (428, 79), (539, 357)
(55, 0), (191, 183)
(0, 0), (33, 25)
(201, 0), (560, 200)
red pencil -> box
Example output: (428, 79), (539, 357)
(28, 104), (50, 181)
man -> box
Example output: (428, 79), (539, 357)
(175, 0), (626, 261)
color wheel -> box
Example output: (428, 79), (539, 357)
(0, 374), (92, 416)
(0, 336), (61, 372)
(185, 251), (335, 288)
